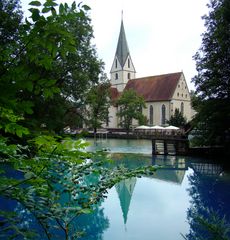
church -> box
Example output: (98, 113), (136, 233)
(106, 19), (193, 129)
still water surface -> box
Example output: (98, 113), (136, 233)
(1, 138), (230, 239)
(78, 138), (230, 240)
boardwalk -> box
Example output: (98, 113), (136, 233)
(134, 127), (189, 156)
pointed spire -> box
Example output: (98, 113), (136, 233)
(115, 177), (136, 224)
(115, 18), (130, 68)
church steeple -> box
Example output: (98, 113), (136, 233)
(110, 18), (136, 92)
(116, 20), (130, 68)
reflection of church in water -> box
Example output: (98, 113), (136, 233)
(114, 154), (224, 225)
(115, 177), (136, 224)
(114, 155), (187, 225)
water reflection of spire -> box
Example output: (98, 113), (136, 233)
(115, 177), (136, 225)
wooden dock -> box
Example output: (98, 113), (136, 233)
(151, 137), (189, 156)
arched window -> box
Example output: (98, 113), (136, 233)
(115, 59), (117, 68)
(149, 105), (153, 125)
(128, 73), (130, 79)
(181, 102), (184, 115)
(161, 104), (166, 125)
(128, 58), (130, 68)
(115, 73), (118, 80)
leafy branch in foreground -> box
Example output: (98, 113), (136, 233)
(0, 136), (156, 239)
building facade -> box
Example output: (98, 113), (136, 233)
(107, 20), (193, 128)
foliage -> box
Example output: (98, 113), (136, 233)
(0, 0), (80, 135)
(0, 2), (156, 239)
(117, 89), (146, 133)
(182, 209), (230, 240)
(182, 170), (230, 240)
(0, 0), (104, 134)
(37, 2), (104, 131)
(0, 135), (156, 239)
(167, 108), (187, 128)
(85, 79), (111, 134)
(0, 0), (23, 45)
(192, 0), (230, 147)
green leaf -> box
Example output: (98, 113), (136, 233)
(80, 208), (92, 214)
(59, 3), (65, 14)
(82, 5), (91, 11)
(44, 0), (58, 7)
(43, 89), (53, 98)
(71, 2), (76, 10)
(30, 8), (40, 21)
(24, 172), (35, 179)
(42, 7), (51, 13)
(29, 1), (41, 6)
(26, 81), (33, 92)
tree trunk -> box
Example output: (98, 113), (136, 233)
(93, 127), (97, 140)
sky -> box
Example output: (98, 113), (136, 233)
(21, 0), (210, 90)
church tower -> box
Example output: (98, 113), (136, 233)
(110, 19), (136, 92)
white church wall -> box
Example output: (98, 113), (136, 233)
(107, 105), (118, 128)
(143, 101), (170, 126)
(171, 73), (193, 122)
(171, 100), (192, 122)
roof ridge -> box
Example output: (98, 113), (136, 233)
(132, 72), (182, 81)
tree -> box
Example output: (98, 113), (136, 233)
(0, 0), (22, 45)
(17, 1), (104, 133)
(167, 108), (187, 128)
(85, 79), (111, 135)
(192, 0), (230, 147)
(117, 89), (146, 133)
(39, 4), (104, 131)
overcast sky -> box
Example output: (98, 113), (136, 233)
(21, 0), (210, 90)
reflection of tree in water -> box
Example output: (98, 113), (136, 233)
(185, 170), (230, 239)
(73, 204), (109, 240)
(0, 193), (109, 240)
(65, 172), (110, 240)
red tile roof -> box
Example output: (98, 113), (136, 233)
(110, 87), (120, 102)
(124, 72), (182, 102)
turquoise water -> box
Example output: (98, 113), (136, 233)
(1, 138), (230, 239)
(78, 138), (230, 240)
(85, 138), (152, 154)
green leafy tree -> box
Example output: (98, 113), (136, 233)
(0, 1), (156, 238)
(117, 89), (146, 133)
(86, 79), (111, 135)
(36, 2), (104, 131)
(0, 0), (80, 136)
(192, 0), (230, 147)
(167, 108), (187, 128)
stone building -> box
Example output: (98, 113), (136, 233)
(106, 20), (193, 128)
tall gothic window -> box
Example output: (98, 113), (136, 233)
(149, 105), (153, 125)
(115, 73), (118, 80)
(128, 73), (130, 79)
(115, 59), (117, 68)
(181, 102), (184, 115)
(128, 58), (130, 68)
(161, 104), (166, 125)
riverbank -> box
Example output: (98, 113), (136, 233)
(82, 131), (229, 159)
